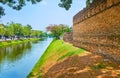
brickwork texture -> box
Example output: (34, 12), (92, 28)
(69, 0), (120, 62)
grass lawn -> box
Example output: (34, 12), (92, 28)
(28, 39), (86, 78)
(0, 38), (40, 47)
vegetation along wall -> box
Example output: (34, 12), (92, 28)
(72, 0), (120, 62)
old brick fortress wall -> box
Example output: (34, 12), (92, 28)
(73, 0), (120, 62)
(63, 32), (73, 43)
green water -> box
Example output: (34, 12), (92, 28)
(0, 38), (52, 78)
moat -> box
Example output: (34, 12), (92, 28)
(0, 38), (52, 78)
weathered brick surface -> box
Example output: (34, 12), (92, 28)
(63, 32), (73, 43)
(72, 0), (120, 62)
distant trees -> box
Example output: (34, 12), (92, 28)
(4, 25), (14, 40)
(30, 30), (42, 38)
(23, 25), (32, 38)
(10, 23), (23, 39)
(0, 22), (47, 40)
(46, 24), (72, 39)
(0, 24), (6, 39)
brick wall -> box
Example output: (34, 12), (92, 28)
(63, 32), (73, 43)
(73, 0), (120, 62)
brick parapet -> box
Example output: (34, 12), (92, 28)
(73, 0), (120, 25)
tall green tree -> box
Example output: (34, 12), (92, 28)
(9, 23), (23, 39)
(46, 24), (71, 39)
(23, 25), (32, 38)
(0, 24), (6, 40)
(5, 25), (14, 39)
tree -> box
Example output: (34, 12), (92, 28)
(4, 25), (14, 40)
(0, 0), (42, 17)
(0, 22), (45, 40)
(0, 24), (6, 40)
(9, 22), (23, 39)
(46, 24), (71, 39)
(0, 0), (93, 17)
(59, 0), (93, 10)
(40, 32), (47, 37)
(23, 25), (32, 38)
(30, 30), (42, 38)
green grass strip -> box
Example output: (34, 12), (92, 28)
(29, 39), (86, 77)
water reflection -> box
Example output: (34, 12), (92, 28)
(0, 38), (53, 78)
(0, 42), (32, 69)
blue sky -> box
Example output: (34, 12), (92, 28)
(0, 0), (86, 31)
